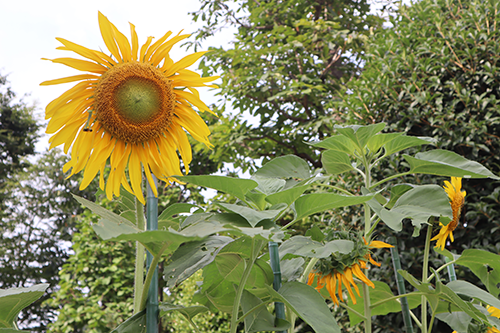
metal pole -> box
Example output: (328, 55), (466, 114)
(268, 241), (286, 332)
(146, 175), (158, 333)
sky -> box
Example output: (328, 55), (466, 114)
(0, 0), (232, 152)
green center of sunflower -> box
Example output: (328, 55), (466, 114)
(94, 62), (175, 144)
(114, 78), (161, 123)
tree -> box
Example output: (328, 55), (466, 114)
(339, 0), (500, 330)
(0, 149), (98, 331)
(189, 0), (384, 172)
(0, 74), (38, 210)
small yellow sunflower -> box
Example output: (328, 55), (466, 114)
(432, 177), (466, 250)
(41, 12), (218, 204)
(307, 237), (393, 305)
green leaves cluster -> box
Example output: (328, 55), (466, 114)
(189, 0), (383, 172)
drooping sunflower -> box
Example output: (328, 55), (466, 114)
(41, 12), (218, 204)
(432, 177), (466, 250)
(307, 232), (393, 305)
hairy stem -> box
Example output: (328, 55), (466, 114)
(133, 197), (146, 314)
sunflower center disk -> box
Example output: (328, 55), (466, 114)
(94, 62), (175, 144)
(115, 78), (161, 123)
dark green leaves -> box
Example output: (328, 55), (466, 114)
(293, 193), (373, 221)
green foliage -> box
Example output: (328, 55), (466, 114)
(0, 74), (39, 208)
(189, 0), (384, 172)
(0, 149), (98, 331)
(45, 209), (136, 333)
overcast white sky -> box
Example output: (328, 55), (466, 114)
(0, 0), (232, 151)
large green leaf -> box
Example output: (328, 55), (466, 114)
(159, 302), (208, 329)
(241, 290), (291, 332)
(267, 282), (341, 333)
(215, 254), (273, 289)
(455, 249), (500, 297)
(0, 284), (49, 328)
(217, 203), (285, 227)
(163, 236), (233, 288)
(265, 185), (310, 206)
(310, 135), (355, 154)
(347, 281), (421, 325)
(175, 175), (258, 202)
(110, 311), (145, 333)
(398, 270), (487, 323)
(383, 135), (435, 156)
(321, 150), (354, 175)
(73, 195), (136, 228)
(279, 236), (353, 258)
(293, 193), (373, 221)
(193, 262), (236, 313)
(335, 123), (386, 151)
(404, 150), (500, 179)
(366, 132), (403, 153)
(253, 155), (311, 179)
(252, 176), (286, 195)
(447, 280), (500, 310)
(377, 185), (452, 234)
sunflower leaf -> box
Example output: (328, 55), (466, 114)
(0, 284), (49, 329)
(404, 150), (500, 179)
(455, 249), (500, 297)
(175, 175), (258, 202)
(253, 155), (311, 179)
(293, 193), (373, 222)
(266, 281), (341, 333)
(241, 290), (291, 332)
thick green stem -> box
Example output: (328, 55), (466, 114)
(421, 224), (434, 333)
(133, 197), (146, 314)
(369, 172), (414, 190)
(230, 238), (262, 333)
(146, 176), (159, 333)
(140, 243), (168, 311)
(339, 302), (367, 320)
(362, 155), (372, 333)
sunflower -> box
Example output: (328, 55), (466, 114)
(307, 233), (393, 305)
(432, 177), (466, 250)
(41, 12), (218, 204)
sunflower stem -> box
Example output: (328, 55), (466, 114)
(421, 222), (434, 333)
(146, 175), (159, 333)
(362, 153), (372, 333)
(230, 238), (264, 333)
(133, 197), (146, 314)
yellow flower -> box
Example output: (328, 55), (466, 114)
(307, 240), (393, 305)
(41, 12), (218, 204)
(431, 177), (466, 250)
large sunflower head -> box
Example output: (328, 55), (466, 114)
(41, 12), (218, 204)
(307, 232), (393, 305)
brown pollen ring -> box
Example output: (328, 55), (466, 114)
(94, 62), (174, 144)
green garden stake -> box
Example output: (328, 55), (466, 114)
(389, 237), (414, 333)
(268, 241), (286, 332)
(146, 175), (159, 333)
(445, 256), (457, 281)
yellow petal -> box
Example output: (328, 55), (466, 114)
(151, 34), (190, 67)
(163, 51), (209, 77)
(129, 146), (145, 204)
(144, 31), (173, 63)
(43, 57), (106, 74)
(109, 20), (131, 62)
(98, 12), (122, 61)
(55, 37), (114, 66)
(139, 36), (154, 62)
(129, 23), (139, 61)
(40, 74), (98, 86)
